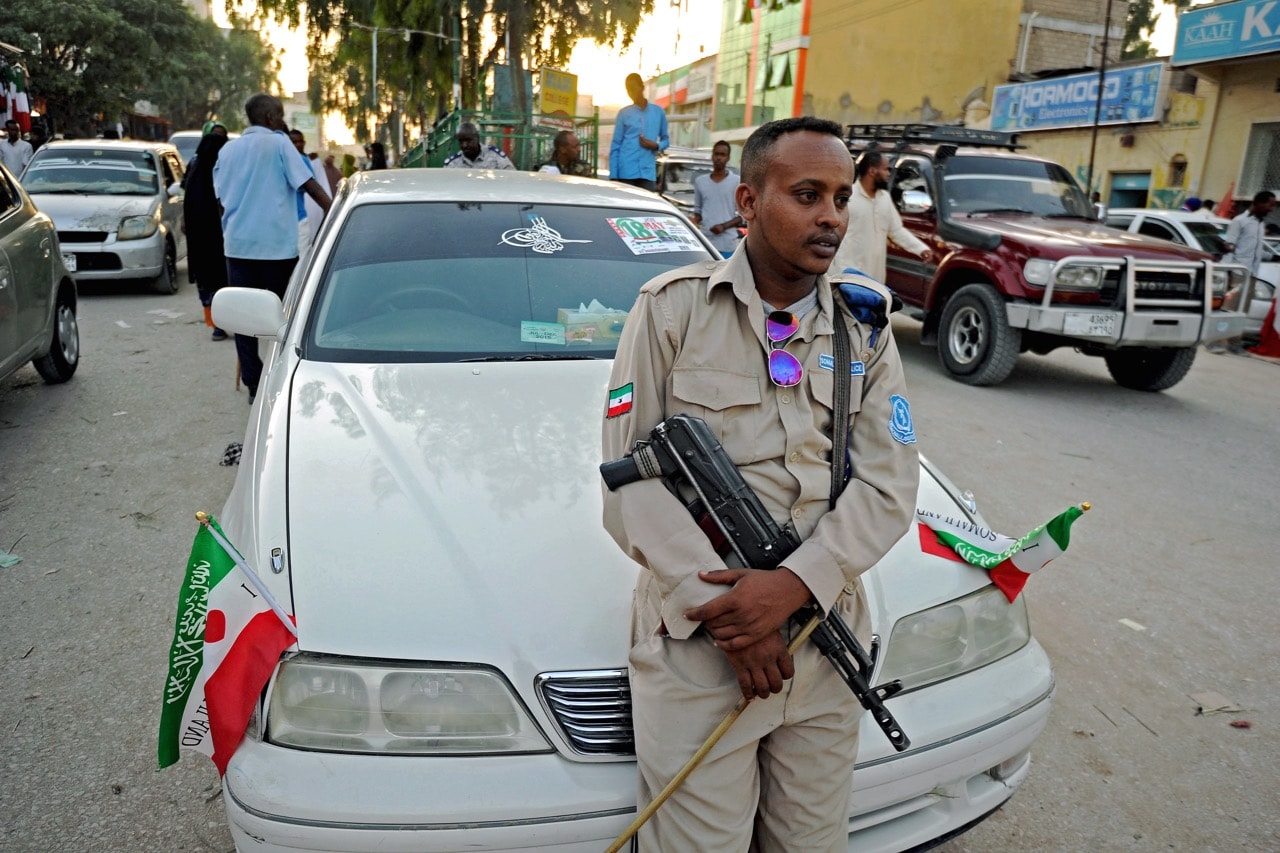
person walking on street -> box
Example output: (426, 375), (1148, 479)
(609, 73), (668, 192)
(289, 129), (326, 255)
(602, 116), (919, 851)
(831, 149), (932, 284)
(534, 130), (594, 176)
(214, 93), (331, 404)
(368, 141), (389, 170)
(183, 132), (232, 341)
(1, 120), (33, 175)
(691, 140), (743, 258)
(27, 123), (47, 154)
(444, 123), (515, 170)
(322, 154), (343, 195)
(1217, 190), (1277, 354)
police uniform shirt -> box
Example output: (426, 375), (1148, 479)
(443, 145), (515, 170)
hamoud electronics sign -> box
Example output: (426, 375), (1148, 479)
(990, 62), (1163, 132)
(1173, 1), (1280, 65)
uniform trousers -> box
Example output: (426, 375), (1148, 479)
(629, 592), (864, 852)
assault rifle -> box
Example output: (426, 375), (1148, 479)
(601, 414), (909, 752)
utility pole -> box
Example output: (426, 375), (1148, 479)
(1085, 0), (1114, 198)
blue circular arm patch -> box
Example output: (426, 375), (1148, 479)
(889, 395), (917, 445)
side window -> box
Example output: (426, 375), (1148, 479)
(0, 171), (19, 217)
(891, 158), (932, 212)
(1105, 214), (1135, 230)
(168, 154), (185, 185)
(161, 156), (177, 189)
(1137, 218), (1181, 243)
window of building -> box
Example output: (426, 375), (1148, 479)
(1168, 155), (1187, 188)
(1240, 121), (1280, 197)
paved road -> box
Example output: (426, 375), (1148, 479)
(0, 271), (1276, 851)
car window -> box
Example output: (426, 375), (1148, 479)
(0, 169), (19, 217)
(1105, 214), (1135, 229)
(23, 147), (160, 196)
(943, 155), (1092, 218)
(305, 201), (713, 363)
(1184, 220), (1229, 255)
(891, 158), (931, 211)
(1137, 218), (1181, 243)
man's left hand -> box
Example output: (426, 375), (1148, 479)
(685, 568), (813, 650)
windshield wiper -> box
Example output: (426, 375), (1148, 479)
(966, 207), (1034, 216)
(459, 354), (600, 362)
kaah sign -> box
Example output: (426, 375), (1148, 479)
(538, 67), (577, 131)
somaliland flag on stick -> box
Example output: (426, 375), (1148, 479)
(916, 503), (1089, 602)
(159, 513), (297, 774)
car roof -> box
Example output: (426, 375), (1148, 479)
(36, 139), (179, 155)
(343, 169), (687, 211)
(1108, 208), (1228, 224)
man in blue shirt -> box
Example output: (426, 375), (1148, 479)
(609, 73), (669, 192)
(214, 94), (331, 403)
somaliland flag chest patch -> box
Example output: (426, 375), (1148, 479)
(607, 383), (634, 417)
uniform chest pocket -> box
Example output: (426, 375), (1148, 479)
(671, 367), (762, 458)
(809, 367), (865, 418)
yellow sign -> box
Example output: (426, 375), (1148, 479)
(538, 67), (577, 130)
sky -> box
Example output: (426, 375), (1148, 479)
(257, 0), (1183, 144)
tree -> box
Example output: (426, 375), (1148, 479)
(251, 0), (655, 150)
(0, 0), (276, 136)
(1123, 0), (1192, 60)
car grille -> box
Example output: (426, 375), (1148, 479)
(1133, 270), (1201, 301)
(58, 231), (109, 243)
(68, 252), (122, 272)
(535, 669), (634, 756)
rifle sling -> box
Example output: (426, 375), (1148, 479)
(830, 304), (852, 510)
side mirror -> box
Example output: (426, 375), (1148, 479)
(167, 183), (182, 199)
(213, 287), (287, 339)
(901, 190), (934, 214)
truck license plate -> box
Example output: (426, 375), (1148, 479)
(61, 252), (77, 272)
(1063, 312), (1116, 337)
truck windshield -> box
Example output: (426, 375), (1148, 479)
(944, 156), (1093, 219)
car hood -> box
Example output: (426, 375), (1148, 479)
(281, 359), (993, 677)
(26, 193), (156, 232)
(957, 214), (1212, 261)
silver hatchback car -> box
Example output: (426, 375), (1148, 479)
(20, 139), (187, 294)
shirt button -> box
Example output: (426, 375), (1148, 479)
(789, 452), (800, 462)
(781, 394), (791, 404)
(792, 509), (803, 519)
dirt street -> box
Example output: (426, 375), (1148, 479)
(0, 272), (1277, 851)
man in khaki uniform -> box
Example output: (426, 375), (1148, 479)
(602, 117), (919, 851)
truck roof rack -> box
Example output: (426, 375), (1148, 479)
(844, 124), (1023, 151)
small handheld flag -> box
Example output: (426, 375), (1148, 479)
(917, 503), (1089, 602)
(158, 513), (297, 774)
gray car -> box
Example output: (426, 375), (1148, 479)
(20, 140), (187, 294)
(0, 162), (79, 384)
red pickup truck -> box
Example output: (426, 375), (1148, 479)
(845, 125), (1250, 391)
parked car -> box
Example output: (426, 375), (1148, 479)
(167, 130), (205, 166)
(20, 140), (187, 294)
(211, 169), (1054, 853)
(656, 146), (716, 216)
(0, 162), (79, 384)
(1105, 207), (1275, 339)
(846, 125), (1251, 391)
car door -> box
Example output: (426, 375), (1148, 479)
(0, 166), (53, 375)
(160, 152), (186, 258)
(1135, 215), (1184, 246)
(886, 156), (935, 302)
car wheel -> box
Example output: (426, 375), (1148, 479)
(937, 283), (1021, 386)
(32, 283), (80, 384)
(151, 240), (179, 295)
(1104, 347), (1195, 392)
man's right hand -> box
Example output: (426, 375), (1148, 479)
(721, 632), (794, 700)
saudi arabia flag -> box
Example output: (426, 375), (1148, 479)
(916, 504), (1087, 602)
(159, 515), (296, 774)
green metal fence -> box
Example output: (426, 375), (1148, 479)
(399, 109), (600, 172)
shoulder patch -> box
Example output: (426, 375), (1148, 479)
(443, 152), (462, 164)
(889, 395), (917, 445)
(638, 260), (722, 295)
(487, 145), (510, 159)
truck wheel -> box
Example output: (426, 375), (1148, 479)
(1104, 347), (1195, 391)
(150, 241), (179, 295)
(32, 283), (80, 384)
(937, 283), (1021, 386)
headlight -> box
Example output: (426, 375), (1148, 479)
(1210, 267), (1245, 297)
(266, 656), (553, 755)
(1022, 258), (1054, 285)
(118, 211), (160, 240)
(1053, 265), (1104, 290)
(877, 586), (1030, 693)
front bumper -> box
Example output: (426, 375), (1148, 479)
(60, 231), (165, 281)
(222, 640), (1053, 852)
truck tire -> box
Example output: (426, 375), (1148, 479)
(1104, 347), (1195, 392)
(150, 240), (179, 295)
(32, 283), (80, 384)
(937, 283), (1021, 386)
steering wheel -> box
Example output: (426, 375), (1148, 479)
(370, 286), (470, 314)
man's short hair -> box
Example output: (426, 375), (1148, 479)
(288, 129), (305, 142)
(712, 139), (731, 154)
(553, 130), (577, 151)
(456, 122), (479, 139)
(1253, 190), (1275, 205)
(625, 73), (643, 88)
(740, 117), (844, 186)
(4, 120), (18, 130)
(245, 93), (278, 125)
(854, 148), (884, 179)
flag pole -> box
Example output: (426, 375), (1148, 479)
(603, 608), (829, 853)
(195, 512), (298, 638)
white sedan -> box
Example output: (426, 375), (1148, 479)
(212, 169), (1053, 852)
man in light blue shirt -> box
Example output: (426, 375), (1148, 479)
(609, 73), (668, 192)
(214, 93), (331, 403)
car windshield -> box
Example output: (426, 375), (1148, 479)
(944, 155), (1093, 218)
(1184, 220), (1230, 255)
(23, 148), (160, 196)
(305, 201), (713, 362)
